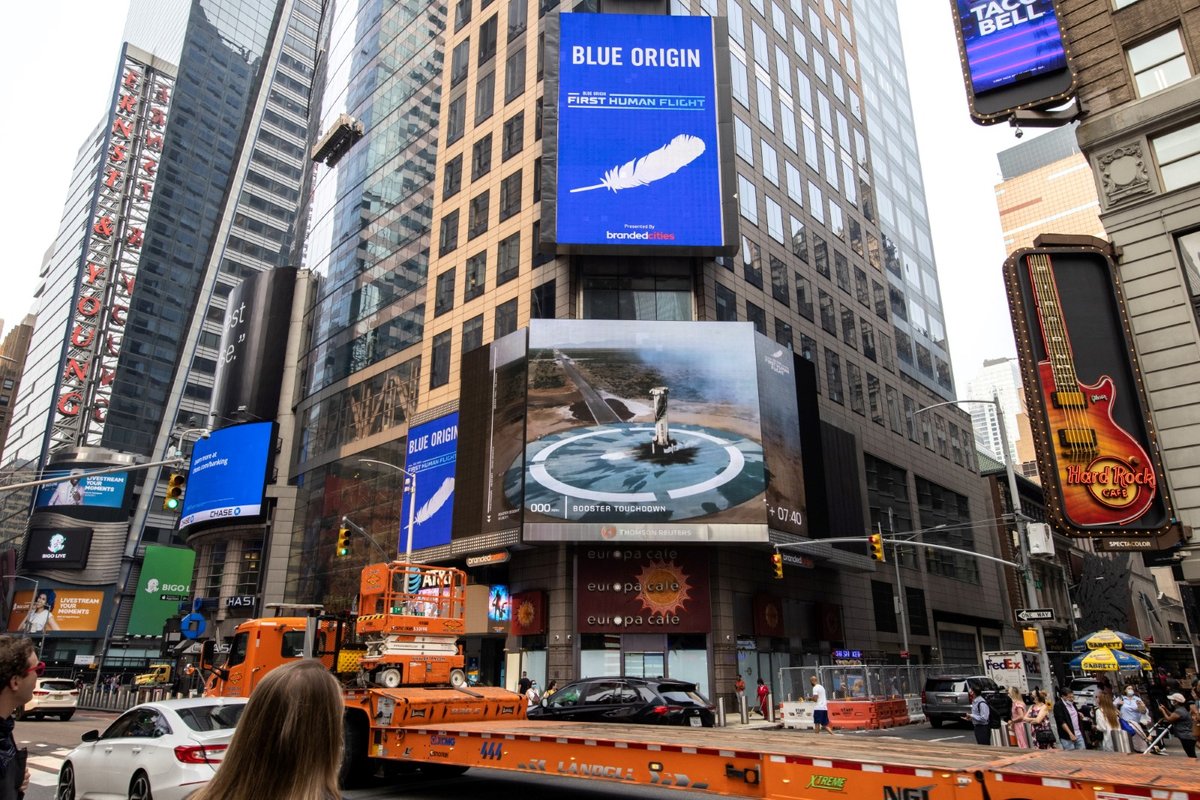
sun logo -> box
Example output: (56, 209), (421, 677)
(634, 560), (692, 616)
(516, 599), (537, 628)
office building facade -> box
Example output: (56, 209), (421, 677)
(291, 0), (1010, 700)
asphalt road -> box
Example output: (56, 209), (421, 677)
(15, 708), (119, 800)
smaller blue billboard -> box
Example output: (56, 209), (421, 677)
(554, 13), (726, 250)
(180, 421), (275, 529)
(35, 470), (128, 510)
(956, 0), (1067, 94)
(400, 413), (459, 551)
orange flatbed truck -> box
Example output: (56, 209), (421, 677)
(202, 563), (1198, 799)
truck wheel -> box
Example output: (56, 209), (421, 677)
(339, 713), (370, 789)
(449, 669), (466, 688)
(378, 668), (402, 688)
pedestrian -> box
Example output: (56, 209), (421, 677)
(963, 685), (991, 745)
(0, 636), (35, 800)
(756, 678), (769, 720)
(1054, 689), (1085, 750)
(188, 659), (343, 800)
(1093, 691), (1120, 752)
(525, 680), (541, 710)
(544, 679), (558, 698)
(517, 671), (531, 695)
(734, 674), (746, 710)
(809, 675), (832, 734)
(1117, 684), (1150, 752)
(1007, 687), (1029, 748)
(1158, 692), (1197, 758)
(1028, 689), (1056, 749)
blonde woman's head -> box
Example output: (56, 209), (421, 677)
(191, 659), (343, 800)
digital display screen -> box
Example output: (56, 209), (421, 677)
(487, 585), (511, 625)
(34, 470), (128, 510)
(23, 527), (92, 569)
(555, 13), (724, 248)
(8, 587), (108, 635)
(399, 413), (459, 552)
(956, 0), (1067, 94)
(180, 421), (274, 529)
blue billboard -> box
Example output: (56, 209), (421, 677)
(400, 413), (459, 551)
(554, 13), (725, 249)
(956, 0), (1067, 94)
(180, 421), (274, 529)
(35, 469), (128, 510)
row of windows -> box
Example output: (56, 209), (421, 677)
(438, 164), (539, 254)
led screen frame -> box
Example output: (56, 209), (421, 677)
(179, 421), (276, 530)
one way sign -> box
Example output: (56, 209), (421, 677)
(1015, 608), (1055, 623)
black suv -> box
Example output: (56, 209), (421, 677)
(921, 675), (1011, 728)
(527, 676), (716, 727)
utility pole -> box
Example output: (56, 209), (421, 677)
(887, 509), (911, 661)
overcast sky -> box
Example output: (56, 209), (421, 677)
(2, 1), (1035, 393)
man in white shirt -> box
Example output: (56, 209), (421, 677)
(810, 675), (832, 734)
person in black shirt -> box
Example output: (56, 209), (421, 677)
(0, 636), (35, 800)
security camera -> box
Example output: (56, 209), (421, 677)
(1014, 126), (1024, 139)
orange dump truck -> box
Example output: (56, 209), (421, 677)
(200, 562), (1198, 798)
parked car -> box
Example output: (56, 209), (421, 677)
(526, 676), (716, 728)
(57, 697), (248, 800)
(20, 677), (78, 720)
(921, 675), (1010, 728)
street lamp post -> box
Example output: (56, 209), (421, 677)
(914, 395), (1056, 692)
(358, 458), (417, 563)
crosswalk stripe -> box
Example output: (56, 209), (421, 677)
(28, 755), (63, 788)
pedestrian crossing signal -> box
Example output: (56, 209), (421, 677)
(164, 472), (186, 511)
(771, 552), (783, 579)
(336, 526), (351, 557)
(868, 533), (886, 562)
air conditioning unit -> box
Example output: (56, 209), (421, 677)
(1026, 522), (1055, 557)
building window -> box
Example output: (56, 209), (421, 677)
(472, 134), (493, 180)
(462, 314), (484, 353)
(499, 171), (523, 221)
(825, 349), (843, 403)
(447, 95), (466, 144)
(479, 14), (498, 64)
(451, 38), (471, 86)
(814, 235), (829, 278)
(501, 48), (525, 104)
(769, 255), (790, 306)
(509, 0), (527, 40)
(237, 539), (263, 597)
(715, 283), (737, 321)
(867, 372), (883, 425)
(860, 320), (876, 361)
(455, 0), (472, 30)
(848, 362), (864, 415)
(840, 304), (856, 348)
(502, 112), (524, 160)
(774, 318), (793, 348)
(533, 157), (542, 202)
(903, 395), (918, 442)
(796, 274), (813, 320)
(430, 331), (452, 388)
(791, 216), (808, 261)
(582, 275), (692, 320)
(435, 268), (456, 316)
(1128, 28), (1190, 97)
(443, 154), (463, 199)
(745, 301), (766, 334)
(886, 385), (902, 433)
(917, 478), (977, 583)
(495, 298), (518, 338)
(819, 289), (837, 334)
(475, 71), (495, 123)
(465, 251), (487, 300)
(498, 232), (520, 284)
(532, 220), (553, 266)
(1153, 122), (1200, 191)
(737, 174), (758, 223)
(439, 210), (460, 255)
(468, 190), (490, 238)
(531, 279), (556, 318)
(742, 236), (763, 288)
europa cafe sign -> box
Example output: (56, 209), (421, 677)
(52, 54), (175, 448)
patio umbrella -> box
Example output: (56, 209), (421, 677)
(1068, 647), (1152, 672)
(1071, 628), (1146, 652)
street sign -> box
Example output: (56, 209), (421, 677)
(1015, 608), (1055, 623)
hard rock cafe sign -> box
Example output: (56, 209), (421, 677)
(51, 53), (175, 449)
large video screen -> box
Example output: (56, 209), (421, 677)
(180, 421), (275, 529)
(8, 587), (109, 636)
(23, 527), (92, 569)
(955, 0), (1067, 94)
(512, 320), (805, 542)
(34, 470), (128, 510)
(553, 13), (726, 250)
(399, 413), (459, 551)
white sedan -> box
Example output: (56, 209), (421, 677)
(57, 697), (247, 800)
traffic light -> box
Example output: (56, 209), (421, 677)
(163, 472), (186, 511)
(1022, 628), (1039, 650)
(771, 552), (783, 579)
(868, 533), (886, 562)
(336, 526), (351, 557)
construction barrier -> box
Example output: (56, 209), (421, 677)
(779, 699), (816, 730)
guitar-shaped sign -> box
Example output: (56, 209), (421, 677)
(1025, 253), (1157, 526)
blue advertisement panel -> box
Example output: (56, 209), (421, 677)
(555, 14), (723, 248)
(400, 413), (459, 551)
(34, 470), (128, 510)
(956, 0), (1066, 94)
(180, 421), (274, 529)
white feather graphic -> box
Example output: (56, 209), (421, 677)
(571, 134), (706, 193)
(414, 477), (454, 525)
